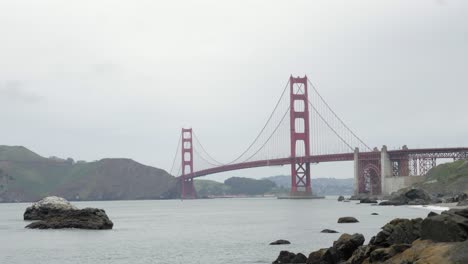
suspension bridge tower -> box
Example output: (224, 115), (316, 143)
(288, 76), (319, 198)
(181, 128), (197, 199)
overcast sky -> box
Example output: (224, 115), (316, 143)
(1, 0), (467, 182)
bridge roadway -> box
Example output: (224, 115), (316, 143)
(179, 147), (468, 179)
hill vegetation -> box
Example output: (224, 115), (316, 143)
(412, 159), (468, 194)
(0, 145), (178, 202)
(194, 177), (277, 197)
(265, 175), (354, 196)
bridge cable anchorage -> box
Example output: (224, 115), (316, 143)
(192, 132), (224, 166)
(169, 132), (182, 175)
(307, 79), (371, 151)
(296, 85), (355, 152)
(243, 107), (290, 162)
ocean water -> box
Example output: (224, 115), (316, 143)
(0, 197), (440, 264)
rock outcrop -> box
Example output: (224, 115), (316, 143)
(274, 208), (468, 264)
(26, 208), (113, 230)
(272, 251), (307, 264)
(24, 196), (77, 220)
(379, 188), (441, 206)
(321, 229), (339, 233)
(338, 217), (359, 223)
(359, 198), (378, 204)
(24, 196), (113, 230)
(270, 239), (291, 245)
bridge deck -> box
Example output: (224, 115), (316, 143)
(180, 147), (468, 179)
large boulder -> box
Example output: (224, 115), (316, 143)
(370, 218), (422, 247)
(306, 233), (364, 264)
(24, 196), (77, 220)
(421, 208), (468, 242)
(338, 217), (359, 223)
(25, 208), (113, 230)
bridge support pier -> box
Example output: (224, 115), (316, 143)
(181, 128), (197, 199)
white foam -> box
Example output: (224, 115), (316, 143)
(409, 205), (450, 211)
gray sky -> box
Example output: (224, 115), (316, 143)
(1, 0), (467, 182)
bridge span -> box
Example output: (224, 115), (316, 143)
(169, 75), (468, 198)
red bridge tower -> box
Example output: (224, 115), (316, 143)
(181, 128), (197, 199)
(289, 76), (312, 196)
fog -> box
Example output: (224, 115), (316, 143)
(1, 0), (467, 181)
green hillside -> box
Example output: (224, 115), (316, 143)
(414, 159), (468, 194)
(0, 146), (178, 202)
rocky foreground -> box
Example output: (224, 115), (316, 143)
(24, 196), (113, 230)
(273, 208), (468, 263)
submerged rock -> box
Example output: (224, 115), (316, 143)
(321, 229), (339, 233)
(371, 213), (379, 215)
(270, 239), (291, 245)
(25, 208), (113, 230)
(337, 196), (345, 201)
(337, 217), (359, 223)
(24, 196), (77, 220)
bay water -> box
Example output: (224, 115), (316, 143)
(0, 197), (438, 264)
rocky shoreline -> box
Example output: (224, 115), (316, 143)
(273, 189), (468, 263)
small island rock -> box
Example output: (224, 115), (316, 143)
(24, 196), (77, 220)
(337, 196), (345, 201)
(338, 217), (359, 223)
(321, 229), (339, 233)
(270, 239), (291, 245)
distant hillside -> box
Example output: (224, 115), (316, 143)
(265, 175), (354, 195)
(194, 177), (276, 197)
(0, 146), (178, 202)
(412, 159), (468, 195)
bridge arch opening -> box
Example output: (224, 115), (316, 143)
(363, 164), (381, 195)
(295, 118), (305, 133)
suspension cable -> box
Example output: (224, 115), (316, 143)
(225, 79), (291, 164)
(169, 133), (182, 175)
(307, 79), (371, 151)
(242, 107), (290, 162)
(192, 132), (224, 165)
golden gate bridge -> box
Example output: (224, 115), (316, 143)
(169, 75), (468, 199)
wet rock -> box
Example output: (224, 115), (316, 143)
(270, 239), (291, 245)
(337, 196), (345, 202)
(291, 253), (307, 263)
(371, 213), (379, 215)
(25, 208), (113, 230)
(321, 229), (339, 233)
(24, 196), (77, 220)
(428, 211), (438, 217)
(346, 245), (374, 264)
(322, 233), (365, 263)
(360, 198), (378, 204)
(369, 244), (412, 263)
(457, 200), (468, 206)
(421, 208), (468, 242)
(443, 193), (468, 203)
(338, 217), (359, 223)
(273, 250), (304, 264)
(370, 218), (422, 248)
(306, 248), (326, 264)
(379, 188), (440, 206)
